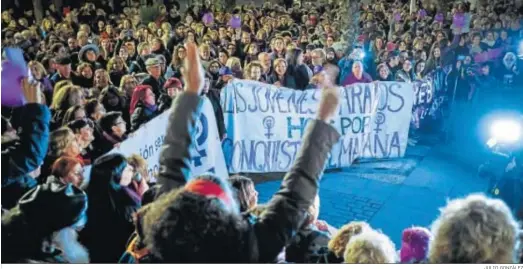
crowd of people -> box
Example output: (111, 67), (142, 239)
(1, 0), (523, 264)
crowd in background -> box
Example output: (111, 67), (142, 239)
(1, 0), (523, 264)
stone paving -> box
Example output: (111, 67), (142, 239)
(255, 141), (489, 246)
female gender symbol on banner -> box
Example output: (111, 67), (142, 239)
(374, 112), (386, 133)
(263, 116), (275, 139)
(192, 113), (209, 166)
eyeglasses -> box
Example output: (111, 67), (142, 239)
(114, 121), (126, 126)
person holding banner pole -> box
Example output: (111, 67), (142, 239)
(142, 42), (341, 263)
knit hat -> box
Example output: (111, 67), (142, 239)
(184, 174), (239, 214)
(164, 77), (182, 89)
(399, 227), (431, 263)
(78, 44), (100, 61)
(17, 182), (88, 236)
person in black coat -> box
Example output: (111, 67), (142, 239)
(2, 182), (89, 263)
(80, 153), (148, 263)
(202, 76), (226, 140)
(286, 48), (311, 90)
(158, 77), (184, 113)
(267, 58), (298, 89)
(1, 103), (51, 210)
(140, 43), (341, 262)
(140, 58), (166, 98)
(91, 111), (128, 159)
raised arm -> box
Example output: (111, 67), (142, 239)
(156, 42), (205, 198)
(3, 80), (50, 181)
(254, 87), (341, 262)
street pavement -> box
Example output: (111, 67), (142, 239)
(255, 136), (490, 247)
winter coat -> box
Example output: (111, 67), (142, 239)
(130, 102), (160, 131)
(90, 131), (126, 160)
(341, 72), (373, 86)
(206, 89), (226, 139)
(157, 94), (173, 113)
(153, 92), (340, 262)
(1, 104), (51, 209)
(288, 64), (311, 90)
(129, 56), (147, 74)
(267, 73), (298, 89)
(141, 75), (166, 98)
(80, 169), (141, 263)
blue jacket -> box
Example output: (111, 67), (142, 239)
(1, 104), (51, 209)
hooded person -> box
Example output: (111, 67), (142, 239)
(129, 85), (160, 131)
(2, 182), (89, 263)
(140, 42), (341, 263)
(78, 44), (103, 71)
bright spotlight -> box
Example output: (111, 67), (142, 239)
(490, 119), (521, 143)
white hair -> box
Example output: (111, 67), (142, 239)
(344, 229), (397, 263)
(429, 194), (520, 263)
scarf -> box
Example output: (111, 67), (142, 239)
(123, 186), (142, 204)
(144, 103), (158, 114)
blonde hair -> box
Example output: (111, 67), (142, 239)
(243, 61), (262, 80)
(226, 57), (242, 70)
(94, 69), (111, 85)
(328, 221), (371, 258)
(127, 154), (148, 179)
(53, 80), (73, 95)
(147, 22), (157, 31)
(50, 85), (83, 111)
(344, 230), (397, 264)
(161, 22), (172, 31)
(28, 61), (47, 77)
(48, 127), (76, 158)
(137, 42), (150, 54)
(199, 43), (210, 52)
(429, 194), (520, 263)
(107, 56), (128, 73)
(312, 48), (326, 62)
(76, 62), (92, 74)
(273, 58), (287, 68)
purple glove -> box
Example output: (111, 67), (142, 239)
(1, 48), (28, 107)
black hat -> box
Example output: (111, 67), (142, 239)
(55, 56), (72, 65)
(18, 182), (88, 235)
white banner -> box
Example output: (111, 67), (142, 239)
(220, 80), (414, 173)
(83, 97), (228, 185)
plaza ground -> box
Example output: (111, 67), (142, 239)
(255, 137), (489, 246)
